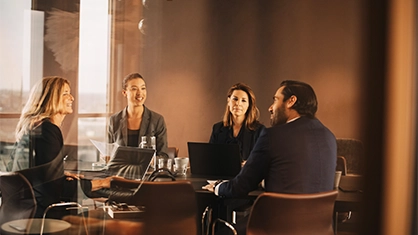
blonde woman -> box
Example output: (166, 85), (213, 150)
(12, 76), (111, 216)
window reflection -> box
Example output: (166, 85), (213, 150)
(78, 0), (109, 114)
(78, 117), (107, 162)
(0, 0), (111, 153)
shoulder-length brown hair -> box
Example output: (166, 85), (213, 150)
(15, 76), (70, 141)
(222, 83), (260, 130)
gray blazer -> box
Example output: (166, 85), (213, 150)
(108, 106), (168, 158)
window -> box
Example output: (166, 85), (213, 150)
(0, 0), (112, 163)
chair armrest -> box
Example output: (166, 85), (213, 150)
(41, 202), (87, 235)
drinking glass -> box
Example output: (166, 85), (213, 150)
(166, 159), (173, 171)
(174, 157), (189, 176)
(158, 158), (165, 169)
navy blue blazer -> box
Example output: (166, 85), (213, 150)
(218, 116), (337, 197)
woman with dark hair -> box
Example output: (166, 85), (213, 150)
(108, 73), (168, 158)
(209, 83), (265, 162)
(12, 76), (112, 217)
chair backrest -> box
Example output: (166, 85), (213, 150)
(130, 181), (198, 235)
(17, 155), (65, 218)
(336, 138), (364, 175)
(167, 146), (179, 159)
(336, 156), (347, 175)
(247, 190), (338, 235)
(0, 172), (37, 225)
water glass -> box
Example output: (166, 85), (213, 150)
(158, 158), (165, 169)
(166, 159), (173, 171)
(174, 157), (189, 176)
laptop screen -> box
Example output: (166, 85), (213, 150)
(187, 142), (242, 179)
(106, 146), (155, 180)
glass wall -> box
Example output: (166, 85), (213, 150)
(0, 0), (112, 165)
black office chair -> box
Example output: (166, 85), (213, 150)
(0, 170), (86, 235)
(17, 153), (65, 218)
(0, 172), (37, 225)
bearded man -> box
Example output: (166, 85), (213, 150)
(205, 80), (336, 197)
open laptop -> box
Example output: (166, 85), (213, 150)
(187, 142), (242, 179)
(106, 146), (155, 179)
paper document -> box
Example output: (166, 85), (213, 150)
(90, 139), (119, 157)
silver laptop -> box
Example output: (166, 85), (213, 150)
(106, 146), (155, 179)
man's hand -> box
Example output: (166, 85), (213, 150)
(202, 183), (215, 192)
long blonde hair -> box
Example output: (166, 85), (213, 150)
(15, 76), (70, 141)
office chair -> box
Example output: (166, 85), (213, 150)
(212, 190), (338, 235)
(336, 138), (364, 175)
(0, 172), (37, 225)
(167, 146), (179, 159)
(0, 172), (86, 235)
(336, 155), (352, 223)
(336, 138), (364, 233)
(337, 156), (348, 176)
(109, 180), (198, 235)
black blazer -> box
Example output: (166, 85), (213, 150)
(218, 116), (337, 197)
(209, 121), (265, 161)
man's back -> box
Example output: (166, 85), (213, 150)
(218, 116), (336, 197)
(264, 116), (336, 193)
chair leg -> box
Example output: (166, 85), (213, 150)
(334, 211), (338, 235)
(202, 206), (213, 235)
(211, 218), (237, 235)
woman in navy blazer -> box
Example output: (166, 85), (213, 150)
(209, 83), (265, 162)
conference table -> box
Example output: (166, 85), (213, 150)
(70, 161), (363, 225)
(175, 173), (363, 224)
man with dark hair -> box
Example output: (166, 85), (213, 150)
(204, 80), (336, 231)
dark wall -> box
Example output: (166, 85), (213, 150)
(113, 0), (368, 156)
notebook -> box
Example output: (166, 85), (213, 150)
(106, 146), (155, 179)
(187, 142), (242, 179)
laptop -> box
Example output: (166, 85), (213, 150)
(187, 142), (242, 179)
(106, 146), (155, 179)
